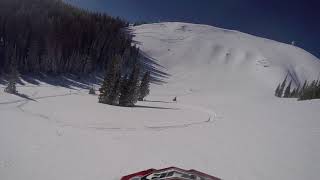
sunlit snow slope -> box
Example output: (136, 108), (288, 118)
(133, 22), (320, 95)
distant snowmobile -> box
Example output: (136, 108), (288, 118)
(173, 97), (177, 102)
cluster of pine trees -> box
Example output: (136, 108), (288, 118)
(99, 55), (151, 107)
(0, 0), (139, 75)
(275, 76), (320, 101)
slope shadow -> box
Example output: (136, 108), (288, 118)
(0, 73), (105, 90)
(133, 105), (179, 110)
(144, 100), (175, 104)
(13, 92), (37, 102)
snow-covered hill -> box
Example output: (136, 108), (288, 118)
(1, 22), (319, 180)
(133, 22), (320, 95)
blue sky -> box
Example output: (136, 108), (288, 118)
(65, 0), (320, 58)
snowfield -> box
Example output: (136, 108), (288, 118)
(1, 22), (320, 180)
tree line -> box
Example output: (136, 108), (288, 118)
(1, 0), (153, 106)
(275, 76), (320, 101)
(0, 0), (139, 75)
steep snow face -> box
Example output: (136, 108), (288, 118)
(132, 22), (320, 95)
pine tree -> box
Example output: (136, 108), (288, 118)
(299, 81), (310, 100)
(83, 55), (94, 74)
(278, 76), (287, 98)
(284, 80), (292, 98)
(27, 39), (40, 72)
(4, 45), (19, 94)
(89, 85), (96, 95)
(275, 83), (281, 97)
(293, 84), (301, 98)
(299, 80), (308, 97)
(98, 55), (121, 104)
(108, 69), (121, 105)
(311, 80), (317, 99)
(99, 76), (108, 102)
(4, 68), (18, 94)
(316, 80), (320, 99)
(119, 75), (130, 106)
(119, 63), (140, 107)
(290, 88), (296, 98)
(138, 72), (151, 101)
(128, 64), (141, 106)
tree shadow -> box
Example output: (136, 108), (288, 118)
(13, 92), (37, 102)
(129, 31), (171, 84)
(133, 105), (179, 110)
(20, 75), (40, 85)
(144, 100), (175, 104)
(139, 49), (170, 85)
(1, 73), (106, 90)
(0, 44), (169, 89)
(0, 71), (103, 90)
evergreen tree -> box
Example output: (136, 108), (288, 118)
(138, 72), (151, 101)
(299, 80), (308, 97)
(99, 55), (121, 104)
(290, 88), (296, 98)
(299, 81), (310, 100)
(128, 64), (141, 106)
(119, 63), (140, 106)
(27, 39), (40, 72)
(284, 80), (292, 98)
(4, 67), (18, 94)
(99, 77), (108, 102)
(311, 80), (317, 99)
(4, 46), (19, 94)
(108, 69), (121, 105)
(293, 84), (301, 98)
(119, 75), (130, 106)
(278, 76), (287, 98)
(316, 80), (320, 98)
(89, 85), (96, 95)
(275, 83), (281, 97)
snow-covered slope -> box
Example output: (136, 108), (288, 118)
(1, 22), (319, 180)
(133, 22), (320, 95)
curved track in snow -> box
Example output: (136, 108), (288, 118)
(1, 87), (218, 132)
(144, 102), (217, 130)
(72, 100), (218, 132)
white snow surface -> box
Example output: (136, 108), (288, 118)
(1, 22), (320, 180)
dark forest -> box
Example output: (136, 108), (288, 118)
(0, 0), (140, 75)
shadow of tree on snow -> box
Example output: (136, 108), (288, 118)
(133, 105), (179, 110)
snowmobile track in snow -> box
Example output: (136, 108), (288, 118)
(0, 92), (79, 105)
(1, 88), (219, 132)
